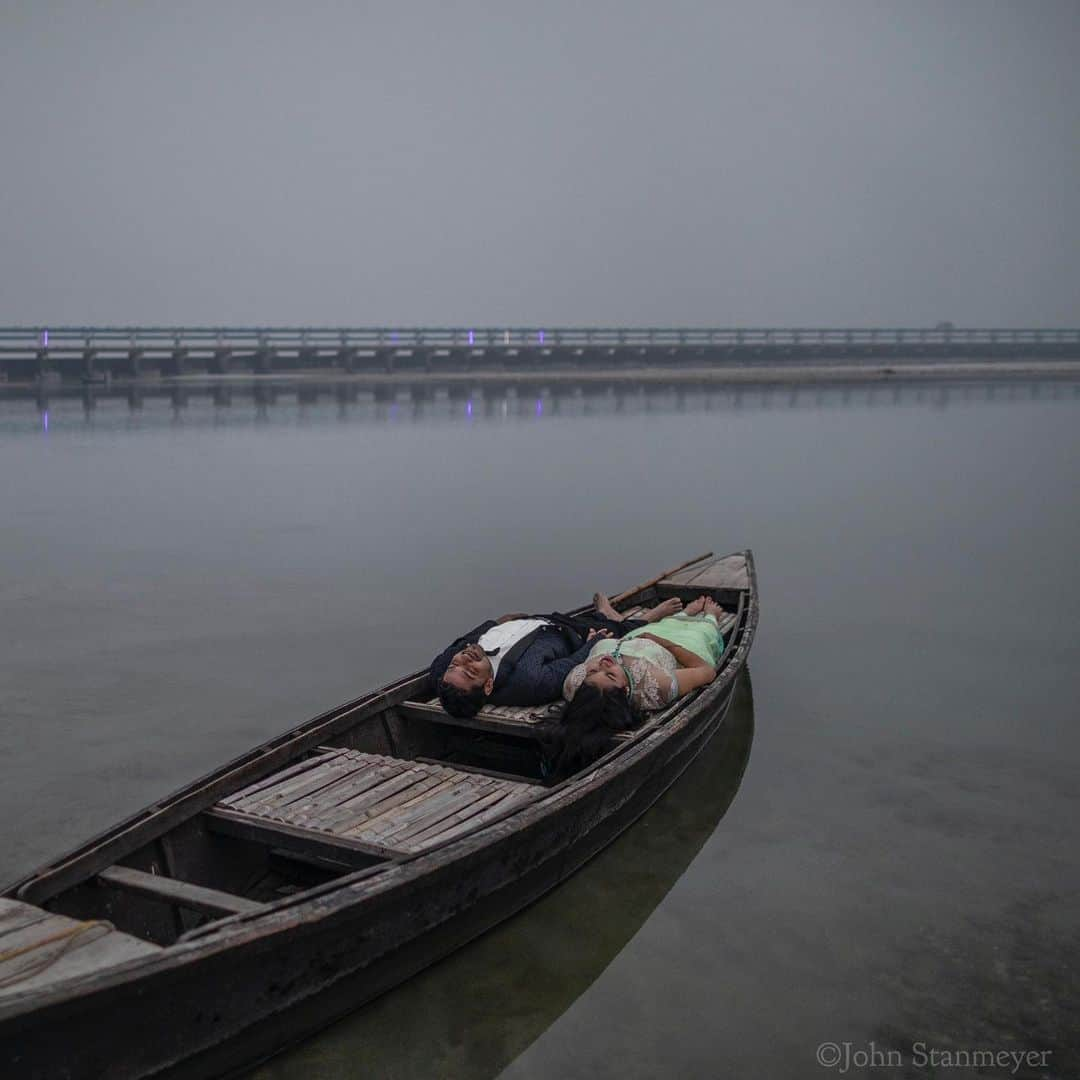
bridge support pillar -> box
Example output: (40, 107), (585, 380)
(335, 383), (358, 405)
(253, 347), (275, 374)
(581, 346), (614, 369)
(440, 348), (468, 371)
(123, 349), (144, 378)
(163, 349), (188, 376)
(81, 349), (98, 380)
(33, 349), (54, 381)
(209, 348), (231, 375)
(618, 346), (649, 369)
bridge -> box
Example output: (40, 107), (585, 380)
(1, 326), (1079, 381)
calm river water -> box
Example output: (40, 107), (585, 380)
(2, 378), (1078, 1079)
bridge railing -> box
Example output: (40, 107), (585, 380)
(1, 326), (1079, 353)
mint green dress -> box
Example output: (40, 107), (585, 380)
(624, 613), (724, 665)
(562, 613), (724, 712)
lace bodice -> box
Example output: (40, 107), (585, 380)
(563, 636), (679, 712)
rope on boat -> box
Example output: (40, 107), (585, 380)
(0, 919), (113, 988)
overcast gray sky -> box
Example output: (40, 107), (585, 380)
(1, 1), (1077, 327)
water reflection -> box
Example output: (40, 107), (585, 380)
(4, 374), (1077, 1077)
(4, 376), (1079, 435)
(248, 672), (755, 1080)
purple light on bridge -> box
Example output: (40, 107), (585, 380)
(41, 329), (48, 348)
(42, 410), (49, 432)
(468, 330), (475, 346)
(465, 399), (473, 418)
(538, 330), (544, 344)
(535, 398), (543, 418)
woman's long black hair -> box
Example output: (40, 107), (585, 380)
(539, 683), (640, 782)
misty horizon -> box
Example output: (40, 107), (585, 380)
(1, 2), (1078, 328)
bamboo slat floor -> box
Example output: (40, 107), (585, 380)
(216, 751), (538, 856)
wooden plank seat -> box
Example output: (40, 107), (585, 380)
(210, 750), (539, 858)
(656, 552), (749, 603)
(397, 696), (566, 737)
(97, 866), (262, 918)
(0, 898), (160, 1000)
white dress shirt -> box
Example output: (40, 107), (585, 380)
(477, 618), (551, 679)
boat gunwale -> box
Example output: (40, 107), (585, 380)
(0, 550), (758, 1020)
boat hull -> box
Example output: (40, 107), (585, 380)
(2, 549), (759, 1079)
(2, 680), (736, 1080)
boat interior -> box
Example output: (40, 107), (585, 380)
(1, 554), (752, 995)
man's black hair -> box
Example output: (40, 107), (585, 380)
(539, 684), (639, 782)
(437, 678), (489, 719)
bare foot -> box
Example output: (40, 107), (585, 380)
(684, 595), (708, 615)
(593, 591), (623, 622)
(704, 598), (728, 620)
(643, 597), (683, 622)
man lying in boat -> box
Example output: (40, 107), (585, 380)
(428, 593), (684, 718)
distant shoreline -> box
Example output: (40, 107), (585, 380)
(3, 359), (1080, 393)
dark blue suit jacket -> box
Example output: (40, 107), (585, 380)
(427, 616), (596, 706)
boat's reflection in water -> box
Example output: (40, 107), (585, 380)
(248, 671), (755, 1080)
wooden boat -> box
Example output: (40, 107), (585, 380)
(0, 550), (758, 1079)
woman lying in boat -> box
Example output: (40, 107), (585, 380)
(428, 594), (684, 719)
(544, 597), (726, 778)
